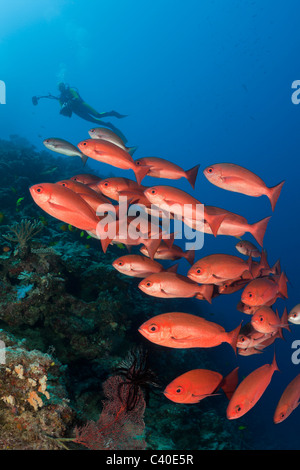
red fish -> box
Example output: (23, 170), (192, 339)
(273, 373), (300, 423)
(288, 304), (300, 325)
(236, 240), (261, 258)
(97, 177), (148, 203)
(77, 139), (149, 185)
(241, 273), (288, 307)
(140, 241), (195, 265)
(70, 174), (103, 193)
(203, 163), (284, 211)
(143, 185), (226, 237)
(226, 352), (279, 419)
(138, 272), (214, 303)
(190, 205), (271, 247)
(187, 254), (252, 285)
(164, 367), (239, 404)
(112, 254), (177, 278)
(29, 183), (99, 231)
(236, 301), (261, 315)
(56, 179), (111, 212)
(138, 312), (241, 353)
(217, 278), (250, 295)
(251, 307), (291, 334)
(135, 156), (200, 189)
(237, 323), (268, 350)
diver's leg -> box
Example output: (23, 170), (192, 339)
(100, 110), (128, 119)
(73, 108), (108, 123)
(81, 102), (127, 119)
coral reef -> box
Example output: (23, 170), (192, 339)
(0, 330), (73, 450)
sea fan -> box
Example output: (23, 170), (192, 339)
(74, 375), (146, 450)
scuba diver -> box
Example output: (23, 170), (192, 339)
(32, 83), (128, 143)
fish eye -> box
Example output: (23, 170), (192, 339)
(259, 316), (264, 322)
(103, 181), (109, 187)
(62, 182), (67, 187)
(145, 281), (152, 288)
(82, 142), (87, 146)
(248, 293), (253, 298)
(35, 186), (43, 193)
(150, 189), (157, 195)
(207, 167), (214, 173)
(293, 313), (297, 317)
(136, 161), (140, 165)
(175, 386), (183, 394)
(236, 405), (242, 413)
(117, 261), (124, 266)
(148, 324), (158, 332)
(196, 268), (201, 274)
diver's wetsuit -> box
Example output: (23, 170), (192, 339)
(59, 87), (128, 143)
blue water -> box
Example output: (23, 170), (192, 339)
(1, 0), (300, 450)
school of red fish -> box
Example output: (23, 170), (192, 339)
(29, 128), (300, 424)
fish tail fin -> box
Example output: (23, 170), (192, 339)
(268, 180), (285, 211)
(184, 249), (195, 266)
(127, 146), (138, 156)
(226, 322), (242, 354)
(133, 164), (150, 185)
(249, 216), (271, 247)
(220, 367), (239, 400)
(81, 154), (88, 166)
(185, 164), (200, 189)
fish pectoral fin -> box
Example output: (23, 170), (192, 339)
(212, 274), (226, 281)
(191, 392), (220, 400)
(164, 198), (179, 206)
(221, 176), (245, 184)
(170, 335), (201, 343)
(48, 201), (78, 215)
(160, 288), (170, 296)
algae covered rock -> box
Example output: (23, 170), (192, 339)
(0, 330), (74, 450)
